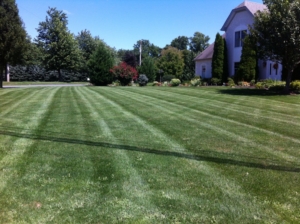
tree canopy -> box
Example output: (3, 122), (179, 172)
(35, 7), (82, 81)
(250, 0), (300, 91)
(189, 32), (210, 54)
(156, 47), (184, 79)
(171, 36), (189, 50)
(0, 0), (27, 87)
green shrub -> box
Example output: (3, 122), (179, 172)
(170, 78), (181, 86)
(152, 81), (160, 86)
(227, 78), (235, 87)
(268, 85), (285, 92)
(162, 75), (175, 82)
(250, 80), (256, 86)
(255, 82), (264, 89)
(211, 78), (221, 85)
(190, 77), (201, 87)
(291, 80), (300, 91)
(137, 74), (148, 86)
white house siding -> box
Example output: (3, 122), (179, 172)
(225, 10), (254, 77)
(258, 60), (282, 81)
(195, 59), (212, 79)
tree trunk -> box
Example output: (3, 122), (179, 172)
(0, 64), (4, 88)
(58, 69), (62, 82)
(284, 68), (292, 94)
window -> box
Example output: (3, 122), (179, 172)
(235, 30), (247, 47)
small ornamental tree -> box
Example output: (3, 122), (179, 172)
(110, 62), (138, 86)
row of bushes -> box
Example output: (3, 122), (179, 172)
(6, 65), (87, 82)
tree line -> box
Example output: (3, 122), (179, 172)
(0, 0), (211, 87)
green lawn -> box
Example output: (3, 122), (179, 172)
(0, 86), (299, 223)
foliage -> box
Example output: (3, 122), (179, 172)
(110, 62), (138, 86)
(189, 32), (210, 53)
(87, 41), (115, 86)
(211, 78), (221, 85)
(133, 39), (161, 59)
(255, 79), (286, 89)
(170, 78), (181, 86)
(170, 36), (189, 50)
(137, 74), (148, 86)
(235, 36), (257, 82)
(250, 0), (300, 91)
(290, 80), (300, 91)
(0, 0), (27, 87)
(123, 51), (137, 68)
(222, 38), (229, 83)
(35, 7), (82, 81)
(156, 47), (184, 79)
(152, 81), (160, 86)
(227, 78), (235, 87)
(190, 77), (201, 86)
(138, 56), (157, 82)
(162, 75), (175, 82)
(181, 49), (196, 81)
(212, 33), (224, 80)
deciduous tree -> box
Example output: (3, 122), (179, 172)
(35, 7), (82, 81)
(156, 47), (184, 79)
(171, 36), (189, 50)
(189, 32), (210, 54)
(250, 0), (300, 92)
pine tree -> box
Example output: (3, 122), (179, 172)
(0, 0), (27, 88)
(211, 33), (224, 80)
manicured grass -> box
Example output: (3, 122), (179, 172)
(0, 86), (299, 223)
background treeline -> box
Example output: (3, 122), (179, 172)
(2, 3), (211, 84)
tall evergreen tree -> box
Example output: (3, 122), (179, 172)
(87, 41), (114, 86)
(0, 0), (27, 88)
(211, 33), (224, 80)
(138, 56), (157, 82)
(35, 7), (82, 81)
(236, 36), (257, 82)
(222, 38), (229, 83)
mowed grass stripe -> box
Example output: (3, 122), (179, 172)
(97, 87), (300, 165)
(74, 87), (166, 221)
(87, 87), (283, 222)
(165, 87), (300, 112)
(0, 87), (59, 195)
(124, 87), (300, 146)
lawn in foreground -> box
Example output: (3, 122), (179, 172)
(0, 86), (299, 223)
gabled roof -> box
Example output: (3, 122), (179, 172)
(221, 1), (267, 31)
(194, 33), (225, 61)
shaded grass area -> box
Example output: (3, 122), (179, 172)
(0, 86), (299, 223)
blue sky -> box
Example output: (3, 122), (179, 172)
(16, 0), (263, 50)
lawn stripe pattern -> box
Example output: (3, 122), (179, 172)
(0, 86), (299, 223)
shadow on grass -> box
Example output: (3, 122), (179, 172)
(217, 88), (285, 96)
(1, 129), (299, 173)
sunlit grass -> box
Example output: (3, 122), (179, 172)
(0, 86), (299, 223)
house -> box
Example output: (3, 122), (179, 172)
(195, 1), (282, 81)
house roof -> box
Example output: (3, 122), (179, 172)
(194, 33), (225, 61)
(221, 1), (267, 31)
